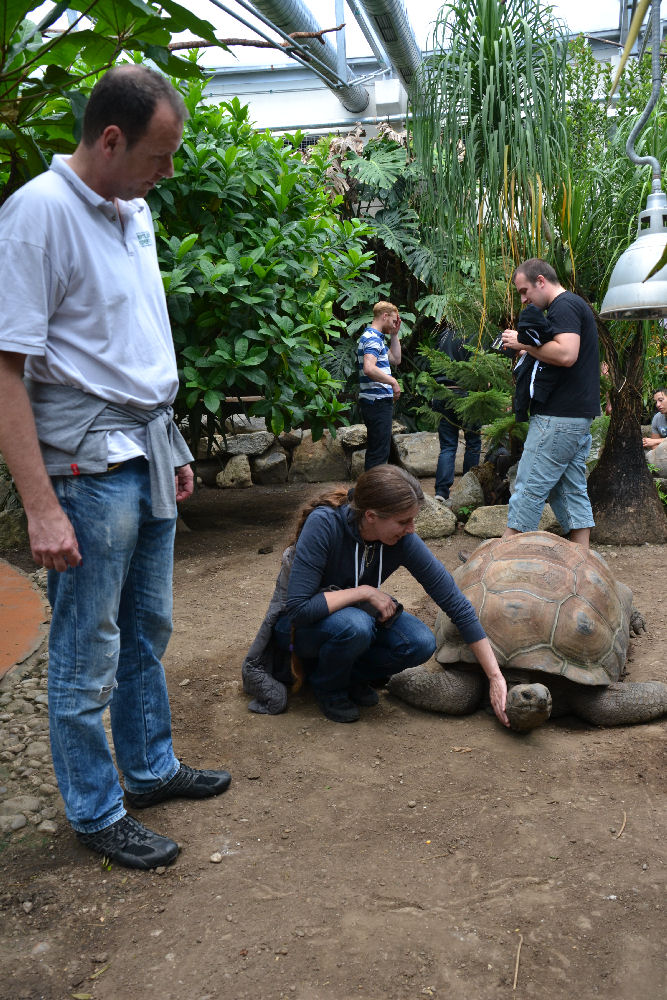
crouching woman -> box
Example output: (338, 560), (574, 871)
(273, 465), (509, 726)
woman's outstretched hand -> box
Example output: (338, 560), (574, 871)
(468, 637), (510, 727)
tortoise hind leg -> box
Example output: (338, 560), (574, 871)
(570, 681), (667, 726)
(388, 666), (484, 715)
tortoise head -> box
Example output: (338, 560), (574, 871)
(506, 683), (553, 732)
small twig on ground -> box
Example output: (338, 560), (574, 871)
(513, 932), (523, 991)
(615, 810), (627, 839)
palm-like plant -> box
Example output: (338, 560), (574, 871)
(412, 0), (568, 310)
(410, 0), (666, 542)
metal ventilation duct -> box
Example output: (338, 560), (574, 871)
(250, 0), (369, 112)
(355, 0), (421, 89)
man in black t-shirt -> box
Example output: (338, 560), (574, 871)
(501, 258), (600, 548)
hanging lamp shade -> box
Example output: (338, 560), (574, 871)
(600, 190), (667, 320)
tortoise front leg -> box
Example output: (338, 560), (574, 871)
(388, 665), (484, 715)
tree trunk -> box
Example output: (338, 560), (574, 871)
(587, 339), (667, 544)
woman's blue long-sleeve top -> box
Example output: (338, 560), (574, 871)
(285, 504), (485, 645)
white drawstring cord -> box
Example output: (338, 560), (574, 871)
(355, 541), (383, 588)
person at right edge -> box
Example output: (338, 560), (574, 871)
(501, 258), (600, 549)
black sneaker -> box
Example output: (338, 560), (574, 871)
(316, 692), (360, 723)
(125, 763), (232, 809)
(348, 682), (380, 707)
(76, 815), (179, 870)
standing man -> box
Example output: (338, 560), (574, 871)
(0, 66), (231, 870)
(358, 301), (402, 470)
(501, 258), (600, 548)
(431, 327), (481, 502)
(642, 388), (667, 450)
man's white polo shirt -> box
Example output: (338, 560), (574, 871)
(0, 155), (179, 461)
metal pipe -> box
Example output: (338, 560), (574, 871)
(204, 0), (344, 85)
(248, 0), (369, 111)
(346, 0), (391, 68)
(335, 0), (347, 83)
(261, 112), (410, 133)
(232, 0), (347, 83)
(626, 0), (662, 188)
(355, 0), (421, 89)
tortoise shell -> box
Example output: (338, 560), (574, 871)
(435, 532), (632, 686)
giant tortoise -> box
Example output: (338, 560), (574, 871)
(389, 531), (667, 731)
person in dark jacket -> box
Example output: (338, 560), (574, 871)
(513, 304), (557, 422)
(431, 327), (481, 501)
(272, 466), (509, 725)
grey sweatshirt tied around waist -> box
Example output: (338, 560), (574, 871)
(25, 379), (193, 519)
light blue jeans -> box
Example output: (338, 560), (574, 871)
(508, 414), (595, 534)
(274, 607), (436, 696)
(48, 458), (179, 833)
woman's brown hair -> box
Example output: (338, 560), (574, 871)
(290, 466), (423, 545)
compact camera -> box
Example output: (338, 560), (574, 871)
(489, 333), (514, 355)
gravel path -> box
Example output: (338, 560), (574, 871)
(0, 571), (63, 843)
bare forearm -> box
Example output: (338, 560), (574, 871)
(388, 333), (401, 366)
(0, 352), (81, 569)
(468, 636), (509, 727)
(502, 329), (579, 367)
(468, 637), (503, 682)
(518, 340), (570, 366)
(0, 355), (59, 516)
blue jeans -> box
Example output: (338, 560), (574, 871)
(508, 414), (595, 533)
(359, 396), (394, 470)
(434, 401), (481, 498)
(274, 607), (436, 696)
(48, 458), (179, 833)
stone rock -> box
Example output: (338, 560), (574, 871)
(0, 814), (26, 833)
(251, 448), (288, 485)
(414, 496), (457, 539)
(37, 820), (57, 834)
(648, 438), (667, 476)
(224, 414), (267, 434)
(195, 458), (223, 487)
(454, 439), (466, 476)
(0, 510), (28, 550)
(195, 433), (224, 461)
(337, 424), (367, 448)
(216, 455), (252, 489)
(350, 450), (366, 480)
(222, 431), (276, 457)
(278, 428), (303, 450)
(394, 432), (439, 478)
(464, 504), (562, 538)
(288, 431), (348, 483)
(0, 794), (41, 816)
(448, 471), (485, 518)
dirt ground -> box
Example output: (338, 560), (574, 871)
(1, 481), (665, 1000)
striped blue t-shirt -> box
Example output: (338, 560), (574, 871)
(358, 326), (393, 402)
